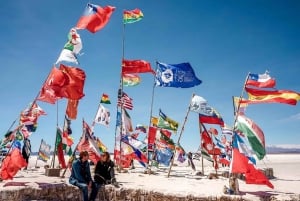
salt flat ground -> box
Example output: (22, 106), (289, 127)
(0, 154), (299, 201)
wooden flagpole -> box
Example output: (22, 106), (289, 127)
(167, 93), (194, 177)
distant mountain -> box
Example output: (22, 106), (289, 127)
(266, 145), (300, 154)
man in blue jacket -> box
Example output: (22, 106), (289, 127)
(69, 151), (98, 201)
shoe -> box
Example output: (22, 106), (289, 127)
(111, 178), (120, 188)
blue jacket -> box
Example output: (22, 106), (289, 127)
(69, 158), (92, 185)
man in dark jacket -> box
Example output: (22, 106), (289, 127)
(69, 151), (98, 201)
(94, 152), (119, 187)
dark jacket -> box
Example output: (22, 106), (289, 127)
(69, 158), (92, 185)
(94, 160), (114, 184)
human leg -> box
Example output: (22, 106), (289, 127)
(75, 182), (89, 201)
(89, 182), (101, 201)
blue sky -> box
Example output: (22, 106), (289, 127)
(1, 0), (300, 153)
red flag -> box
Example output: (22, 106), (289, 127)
(76, 3), (115, 33)
(201, 131), (221, 155)
(231, 148), (274, 189)
(0, 148), (27, 180)
(37, 67), (65, 104)
(66, 99), (79, 120)
(57, 142), (67, 169)
(58, 64), (86, 100)
(122, 59), (155, 74)
(148, 126), (157, 151)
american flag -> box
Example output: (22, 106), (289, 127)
(117, 89), (133, 110)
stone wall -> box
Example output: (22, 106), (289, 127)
(0, 183), (287, 201)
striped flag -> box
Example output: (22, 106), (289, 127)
(117, 89), (133, 110)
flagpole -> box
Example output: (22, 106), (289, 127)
(167, 94), (194, 177)
(233, 72), (251, 128)
(50, 101), (60, 168)
(147, 61), (158, 165)
(114, 16), (126, 171)
(199, 118), (204, 175)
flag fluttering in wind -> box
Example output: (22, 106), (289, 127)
(56, 28), (82, 65)
(155, 62), (202, 88)
(190, 95), (207, 113)
(117, 89), (133, 110)
(100, 93), (111, 104)
(244, 86), (300, 105)
(230, 133), (274, 189)
(94, 104), (110, 127)
(233, 96), (248, 115)
(19, 102), (46, 134)
(76, 3), (115, 33)
(122, 59), (155, 75)
(38, 65), (86, 104)
(0, 147), (27, 180)
(38, 139), (51, 162)
(77, 120), (101, 164)
(235, 115), (266, 160)
(122, 74), (141, 87)
(198, 106), (224, 126)
(157, 109), (179, 132)
(246, 72), (276, 88)
(123, 8), (144, 24)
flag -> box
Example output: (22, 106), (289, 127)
(158, 109), (179, 132)
(121, 135), (148, 167)
(58, 64), (86, 100)
(77, 121), (101, 164)
(122, 59), (155, 75)
(38, 65), (86, 103)
(117, 89), (133, 110)
(38, 139), (51, 162)
(230, 133), (274, 189)
(155, 147), (173, 166)
(190, 95), (207, 113)
(135, 124), (147, 133)
(0, 148), (27, 180)
(64, 115), (72, 135)
(20, 102), (46, 132)
(56, 49), (79, 65)
(55, 128), (67, 168)
(201, 130), (221, 155)
(147, 126), (157, 151)
(235, 115), (266, 160)
(100, 93), (111, 104)
(198, 106), (224, 126)
(122, 108), (133, 133)
(244, 86), (300, 105)
(66, 99), (79, 120)
(233, 96), (248, 115)
(56, 28), (82, 65)
(155, 62), (202, 88)
(123, 74), (141, 87)
(233, 132), (256, 165)
(76, 3), (115, 33)
(37, 67), (64, 104)
(221, 124), (233, 135)
(246, 72), (276, 88)
(123, 8), (143, 24)
(94, 104), (110, 127)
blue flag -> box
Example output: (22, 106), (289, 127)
(155, 62), (202, 88)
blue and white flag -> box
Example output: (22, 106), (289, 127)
(155, 62), (202, 88)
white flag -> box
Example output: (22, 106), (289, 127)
(94, 104), (110, 127)
(190, 95), (207, 113)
